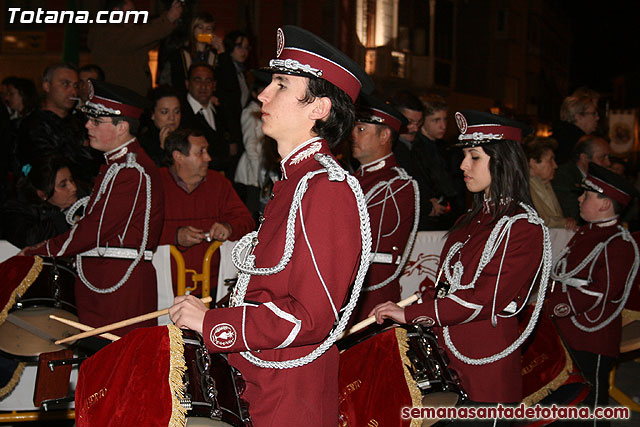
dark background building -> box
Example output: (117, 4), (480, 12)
(1, 0), (639, 142)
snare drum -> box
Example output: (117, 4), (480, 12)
(0, 256), (79, 360)
(181, 329), (252, 426)
(338, 324), (466, 426)
(74, 326), (251, 427)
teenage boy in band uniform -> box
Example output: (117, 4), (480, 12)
(169, 26), (374, 426)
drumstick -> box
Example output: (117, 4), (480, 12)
(49, 315), (121, 342)
(54, 296), (213, 345)
(338, 293), (420, 340)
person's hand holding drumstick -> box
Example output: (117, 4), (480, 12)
(369, 301), (407, 325)
(169, 295), (208, 334)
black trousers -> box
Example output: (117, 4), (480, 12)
(555, 348), (615, 427)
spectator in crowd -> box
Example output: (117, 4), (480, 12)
(87, 0), (183, 96)
(159, 128), (254, 296)
(552, 135), (611, 221)
(234, 69), (271, 219)
(77, 64), (105, 103)
(2, 156), (81, 248)
(349, 94), (418, 322)
(3, 77), (39, 121)
(215, 30), (252, 177)
(390, 90), (424, 170)
(138, 85), (182, 166)
(2, 77), (39, 179)
(524, 135), (577, 230)
(553, 91), (599, 164)
(22, 80), (165, 336)
(181, 63), (230, 173)
(1, 77), (15, 115)
(411, 93), (461, 230)
(16, 63), (99, 186)
(158, 11), (223, 92)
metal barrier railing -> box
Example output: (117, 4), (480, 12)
(170, 241), (223, 308)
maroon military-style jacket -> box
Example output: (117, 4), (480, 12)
(352, 154), (416, 322)
(404, 206), (544, 403)
(546, 220), (637, 358)
(201, 138), (363, 426)
(159, 168), (255, 295)
(25, 140), (164, 336)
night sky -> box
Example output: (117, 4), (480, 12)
(568, 0), (640, 104)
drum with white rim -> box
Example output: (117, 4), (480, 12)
(0, 257), (79, 360)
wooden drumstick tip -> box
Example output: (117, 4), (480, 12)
(49, 314), (121, 342)
(53, 296), (213, 345)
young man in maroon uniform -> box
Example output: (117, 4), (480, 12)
(169, 26), (374, 425)
(22, 80), (165, 336)
(350, 94), (419, 322)
(546, 163), (638, 423)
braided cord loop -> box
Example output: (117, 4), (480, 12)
(76, 153), (152, 294)
(363, 167), (420, 292)
(552, 226), (639, 332)
(441, 203), (553, 365)
(229, 153), (372, 369)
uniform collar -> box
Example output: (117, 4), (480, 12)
(280, 137), (324, 180)
(104, 137), (136, 164)
(357, 152), (393, 176)
(587, 216), (619, 228)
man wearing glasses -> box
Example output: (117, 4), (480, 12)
(22, 79), (165, 337)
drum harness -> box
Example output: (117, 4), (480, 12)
(434, 202), (553, 365)
(51, 140), (152, 294)
(551, 222), (639, 333)
(229, 149), (372, 369)
(361, 164), (420, 292)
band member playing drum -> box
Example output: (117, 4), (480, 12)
(371, 111), (552, 417)
(21, 80), (165, 337)
(169, 25), (374, 426)
(546, 163), (638, 424)
(350, 94), (419, 322)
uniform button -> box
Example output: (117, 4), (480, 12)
(252, 237), (259, 246)
(259, 215), (265, 224)
(270, 193), (275, 200)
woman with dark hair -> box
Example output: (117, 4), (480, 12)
(215, 30), (252, 176)
(138, 85), (182, 166)
(4, 77), (39, 120)
(158, 12), (223, 91)
(372, 111), (552, 416)
(1, 156), (81, 248)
